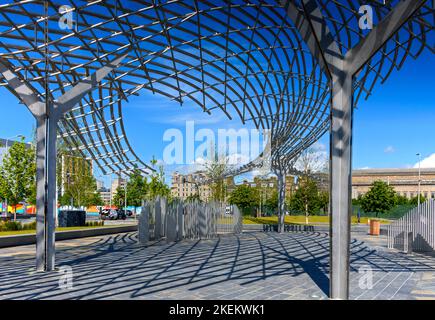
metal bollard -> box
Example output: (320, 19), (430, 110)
(406, 231), (413, 254)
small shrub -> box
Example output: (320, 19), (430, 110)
(22, 221), (36, 230)
(4, 221), (22, 231)
(84, 221), (104, 227)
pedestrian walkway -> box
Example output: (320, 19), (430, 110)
(0, 231), (433, 300)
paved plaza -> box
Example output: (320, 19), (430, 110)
(0, 231), (434, 300)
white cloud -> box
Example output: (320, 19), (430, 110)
(384, 146), (395, 154)
(151, 109), (229, 125)
(414, 153), (435, 168)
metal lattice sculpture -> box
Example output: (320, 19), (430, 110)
(279, 0), (435, 170)
(0, 0), (331, 177)
(0, 1), (433, 291)
(281, 0), (434, 299)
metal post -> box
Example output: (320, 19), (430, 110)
(329, 67), (353, 300)
(277, 172), (285, 233)
(0, 46), (129, 273)
(124, 175), (127, 215)
(417, 153), (421, 209)
(4, 139), (7, 218)
(109, 174), (112, 208)
(35, 118), (46, 271)
(45, 115), (58, 271)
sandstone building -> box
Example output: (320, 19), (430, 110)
(352, 168), (435, 199)
(171, 171), (212, 201)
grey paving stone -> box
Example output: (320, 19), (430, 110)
(0, 231), (434, 300)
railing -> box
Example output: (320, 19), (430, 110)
(387, 199), (435, 253)
(138, 198), (242, 244)
(183, 202), (242, 239)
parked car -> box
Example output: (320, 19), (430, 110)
(100, 208), (127, 220)
(115, 209), (127, 220)
(118, 209), (133, 216)
(99, 209), (111, 220)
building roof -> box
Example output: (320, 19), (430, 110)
(353, 168), (435, 176)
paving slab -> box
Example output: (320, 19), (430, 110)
(0, 231), (433, 300)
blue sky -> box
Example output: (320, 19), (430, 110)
(350, 49), (435, 169)
(0, 49), (433, 187)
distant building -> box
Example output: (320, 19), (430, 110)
(171, 171), (212, 201)
(98, 188), (112, 205)
(241, 175), (297, 199)
(96, 179), (104, 191)
(352, 168), (435, 199)
(111, 177), (126, 193)
(108, 177), (127, 203)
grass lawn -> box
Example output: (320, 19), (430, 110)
(0, 224), (134, 237)
(243, 215), (390, 225)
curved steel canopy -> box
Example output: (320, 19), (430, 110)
(0, 0), (433, 177)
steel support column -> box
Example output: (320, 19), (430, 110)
(277, 172), (286, 233)
(0, 52), (128, 271)
(35, 116), (47, 271)
(46, 116), (58, 270)
(329, 66), (353, 299)
(35, 113), (58, 271)
(284, 0), (426, 299)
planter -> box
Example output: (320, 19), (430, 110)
(369, 219), (381, 236)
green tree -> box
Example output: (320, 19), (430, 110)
(410, 194), (426, 206)
(88, 191), (104, 206)
(59, 156), (99, 207)
(147, 157), (170, 200)
(113, 185), (126, 207)
(185, 194), (201, 202)
(318, 190), (329, 215)
(126, 169), (148, 208)
(113, 170), (148, 212)
(360, 180), (396, 217)
(203, 150), (229, 202)
(396, 194), (409, 205)
(289, 177), (320, 224)
(0, 138), (36, 220)
(264, 190), (278, 215)
(228, 184), (259, 216)
(352, 194), (363, 206)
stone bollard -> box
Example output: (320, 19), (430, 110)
(138, 204), (149, 245)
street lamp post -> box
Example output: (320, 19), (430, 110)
(2, 134), (25, 219)
(416, 153), (421, 209)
